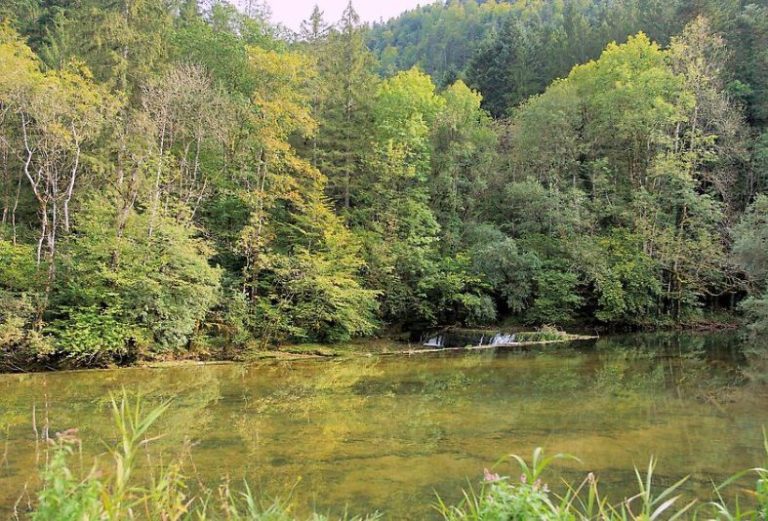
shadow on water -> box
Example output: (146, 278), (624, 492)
(0, 331), (767, 519)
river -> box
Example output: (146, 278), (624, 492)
(1, 332), (766, 518)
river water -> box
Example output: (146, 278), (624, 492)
(1, 332), (766, 518)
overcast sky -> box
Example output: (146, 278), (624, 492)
(265, 0), (427, 31)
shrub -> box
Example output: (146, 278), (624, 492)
(47, 306), (134, 366)
(57, 203), (222, 355)
(516, 326), (569, 343)
(527, 268), (583, 325)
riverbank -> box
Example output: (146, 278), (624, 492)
(1, 317), (744, 373)
(138, 332), (599, 369)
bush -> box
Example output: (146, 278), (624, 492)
(527, 268), (583, 325)
(516, 326), (568, 343)
(56, 203), (222, 356)
(47, 306), (134, 366)
(740, 292), (768, 337)
(0, 241), (52, 367)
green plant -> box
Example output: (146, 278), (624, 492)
(436, 449), (701, 521)
(516, 326), (568, 343)
(32, 431), (104, 521)
(47, 306), (133, 366)
(435, 448), (579, 521)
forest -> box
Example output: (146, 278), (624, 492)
(1, 0), (768, 368)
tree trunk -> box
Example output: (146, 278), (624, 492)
(148, 121), (167, 237)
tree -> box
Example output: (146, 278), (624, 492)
(55, 202), (222, 361)
(733, 195), (768, 289)
(497, 30), (740, 323)
(312, 1), (378, 210)
(249, 193), (379, 344)
(429, 80), (496, 251)
(733, 195), (768, 335)
(141, 63), (229, 237)
(299, 4), (329, 42)
(0, 26), (116, 283)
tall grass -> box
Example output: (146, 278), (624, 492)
(28, 391), (380, 521)
(435, 446), (768, 521)
(516, 326), (571, 343)
(25, 394), (768, 520)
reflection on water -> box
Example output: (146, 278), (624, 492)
(0, 332), (767, 519)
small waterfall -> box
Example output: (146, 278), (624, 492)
(424, 335), (444, 348)
(421, 330), (517, 348)
(490, 333), (517, 346)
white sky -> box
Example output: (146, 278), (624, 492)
(264, 0), (428, 31)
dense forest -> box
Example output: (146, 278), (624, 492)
(1, 0), (768, 368)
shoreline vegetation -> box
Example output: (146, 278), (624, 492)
(0, 322), (740, 373)
(4, 332), (599, 373)
(0, 312), (744, 372)
(20, 394), (768, 520)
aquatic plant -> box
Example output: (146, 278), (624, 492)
(516, 325), (570, 343)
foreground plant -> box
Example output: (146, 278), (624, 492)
(436, 445), (768, 521)
(30, 392), (379, 521)
(709, 430), (768, 521)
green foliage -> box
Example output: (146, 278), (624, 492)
(734, 195), (768, 288)
(373, 67), (445, 177)
(740, 293), (768, 337)
(368, 0), (514, 84)
(437, 448), (708, 521)
(734, 196), (768, 335)
(417, 254), (496, 327)
(581, 232), (663, 325)
(306, 2), (378, 210)
(0, 241), (51, 364)
(0, 240), (40, 293)
(468, 226), (541, 314)
(494, 24), (738, 325)
(47, 306), (132, 365)
(430, 81), (497, 250)
(32, 441), (104, 521)
(56, 204), (222, 356)
(250, 197), (379, 344)
(1, 0), (766, 368)
(527, 268), (584, 326)
(515, 326), (569, 343)
(465, 0), (687, 116)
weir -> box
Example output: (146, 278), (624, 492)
(422, 329), (518, 348)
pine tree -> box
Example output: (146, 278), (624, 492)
(314, 2), (378, 210)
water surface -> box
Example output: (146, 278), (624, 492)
(1, 332), (767, 518)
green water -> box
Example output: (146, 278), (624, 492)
(1, 332), (767, 518)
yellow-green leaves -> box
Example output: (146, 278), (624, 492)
(248, 46), (317, 142)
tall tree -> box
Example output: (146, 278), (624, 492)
(313, 1), (378, 210)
